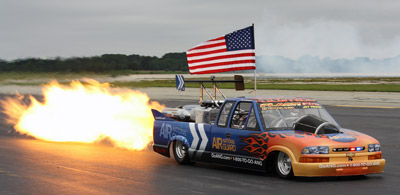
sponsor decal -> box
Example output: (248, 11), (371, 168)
(260, 102), (302, 107)
(210, 153), (263, 166)
(256, 97), (317, 103)
(212, 137), (237, 152)
(327, 134), (357, 143)
(262, 106), (295, 110)
(319, 162), (381, 169)
(232, 156), (263, 166)
(155, 116), (167, 120)
(211, 153), (232, 160)
(301, 102), (322, 109)
(159, 123), (173, 139)
(159, 123), (187, 139)
(260, 101), (321, 110)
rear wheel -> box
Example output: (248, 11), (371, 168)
(173, 140), (191, 164)
(275, 151), (294, 179)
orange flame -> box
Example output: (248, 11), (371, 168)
(241, 135), (269, 160)
(0, 79), (164, 150)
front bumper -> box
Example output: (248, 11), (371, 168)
(293, 154), (385, 177)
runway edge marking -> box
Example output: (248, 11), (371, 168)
(334, 105), (400, 109)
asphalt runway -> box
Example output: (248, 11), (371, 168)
(0, 96), (399, 194)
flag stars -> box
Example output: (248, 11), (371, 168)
(225, 27), (254, 51)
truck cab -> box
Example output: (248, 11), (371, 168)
(153, 98), (266, 170)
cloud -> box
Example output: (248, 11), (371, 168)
(1, 0), (400, 67)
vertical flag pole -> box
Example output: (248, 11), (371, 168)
(254, 69), (257, 96)
(252, 23), (257, 96)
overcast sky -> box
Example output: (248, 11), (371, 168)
(1, 0), (400, 60)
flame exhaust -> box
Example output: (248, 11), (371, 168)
(0, 79), (164, 150)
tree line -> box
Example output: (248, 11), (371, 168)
(0, 52), (188, 72)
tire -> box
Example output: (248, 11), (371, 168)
(173, 140), (191, 164)
(275, 151), (294, 179)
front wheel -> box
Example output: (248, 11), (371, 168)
(275, 151), (294, 179)
(173, 140), (191, 164)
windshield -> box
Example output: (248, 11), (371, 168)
(258, 102), (339, 129)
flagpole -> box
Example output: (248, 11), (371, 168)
(254, 69), (257, 96)
(252, 23), (257, 96)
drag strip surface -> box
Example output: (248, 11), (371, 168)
(0, 96), (399, 194)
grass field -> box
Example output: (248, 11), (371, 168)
(112, 80), (400, 92)
(1, 72), (399, 92)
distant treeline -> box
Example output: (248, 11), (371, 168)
(0, 52), (188, 72)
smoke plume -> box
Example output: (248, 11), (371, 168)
(255, 19), (400, 74)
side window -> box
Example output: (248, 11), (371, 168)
(246, 108), (258, 129)
(217, 102), (234, 127)
(230, 102), (260, 131)
(261, 109), (285, 128)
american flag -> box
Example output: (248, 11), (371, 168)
(186, 26), (256, 74)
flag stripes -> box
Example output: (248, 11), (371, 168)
(186, 26), (255, 74)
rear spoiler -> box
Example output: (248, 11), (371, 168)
(151, 109), (174, 121)
(175, 75), (244, 91)
(175, 75), (244, 107)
